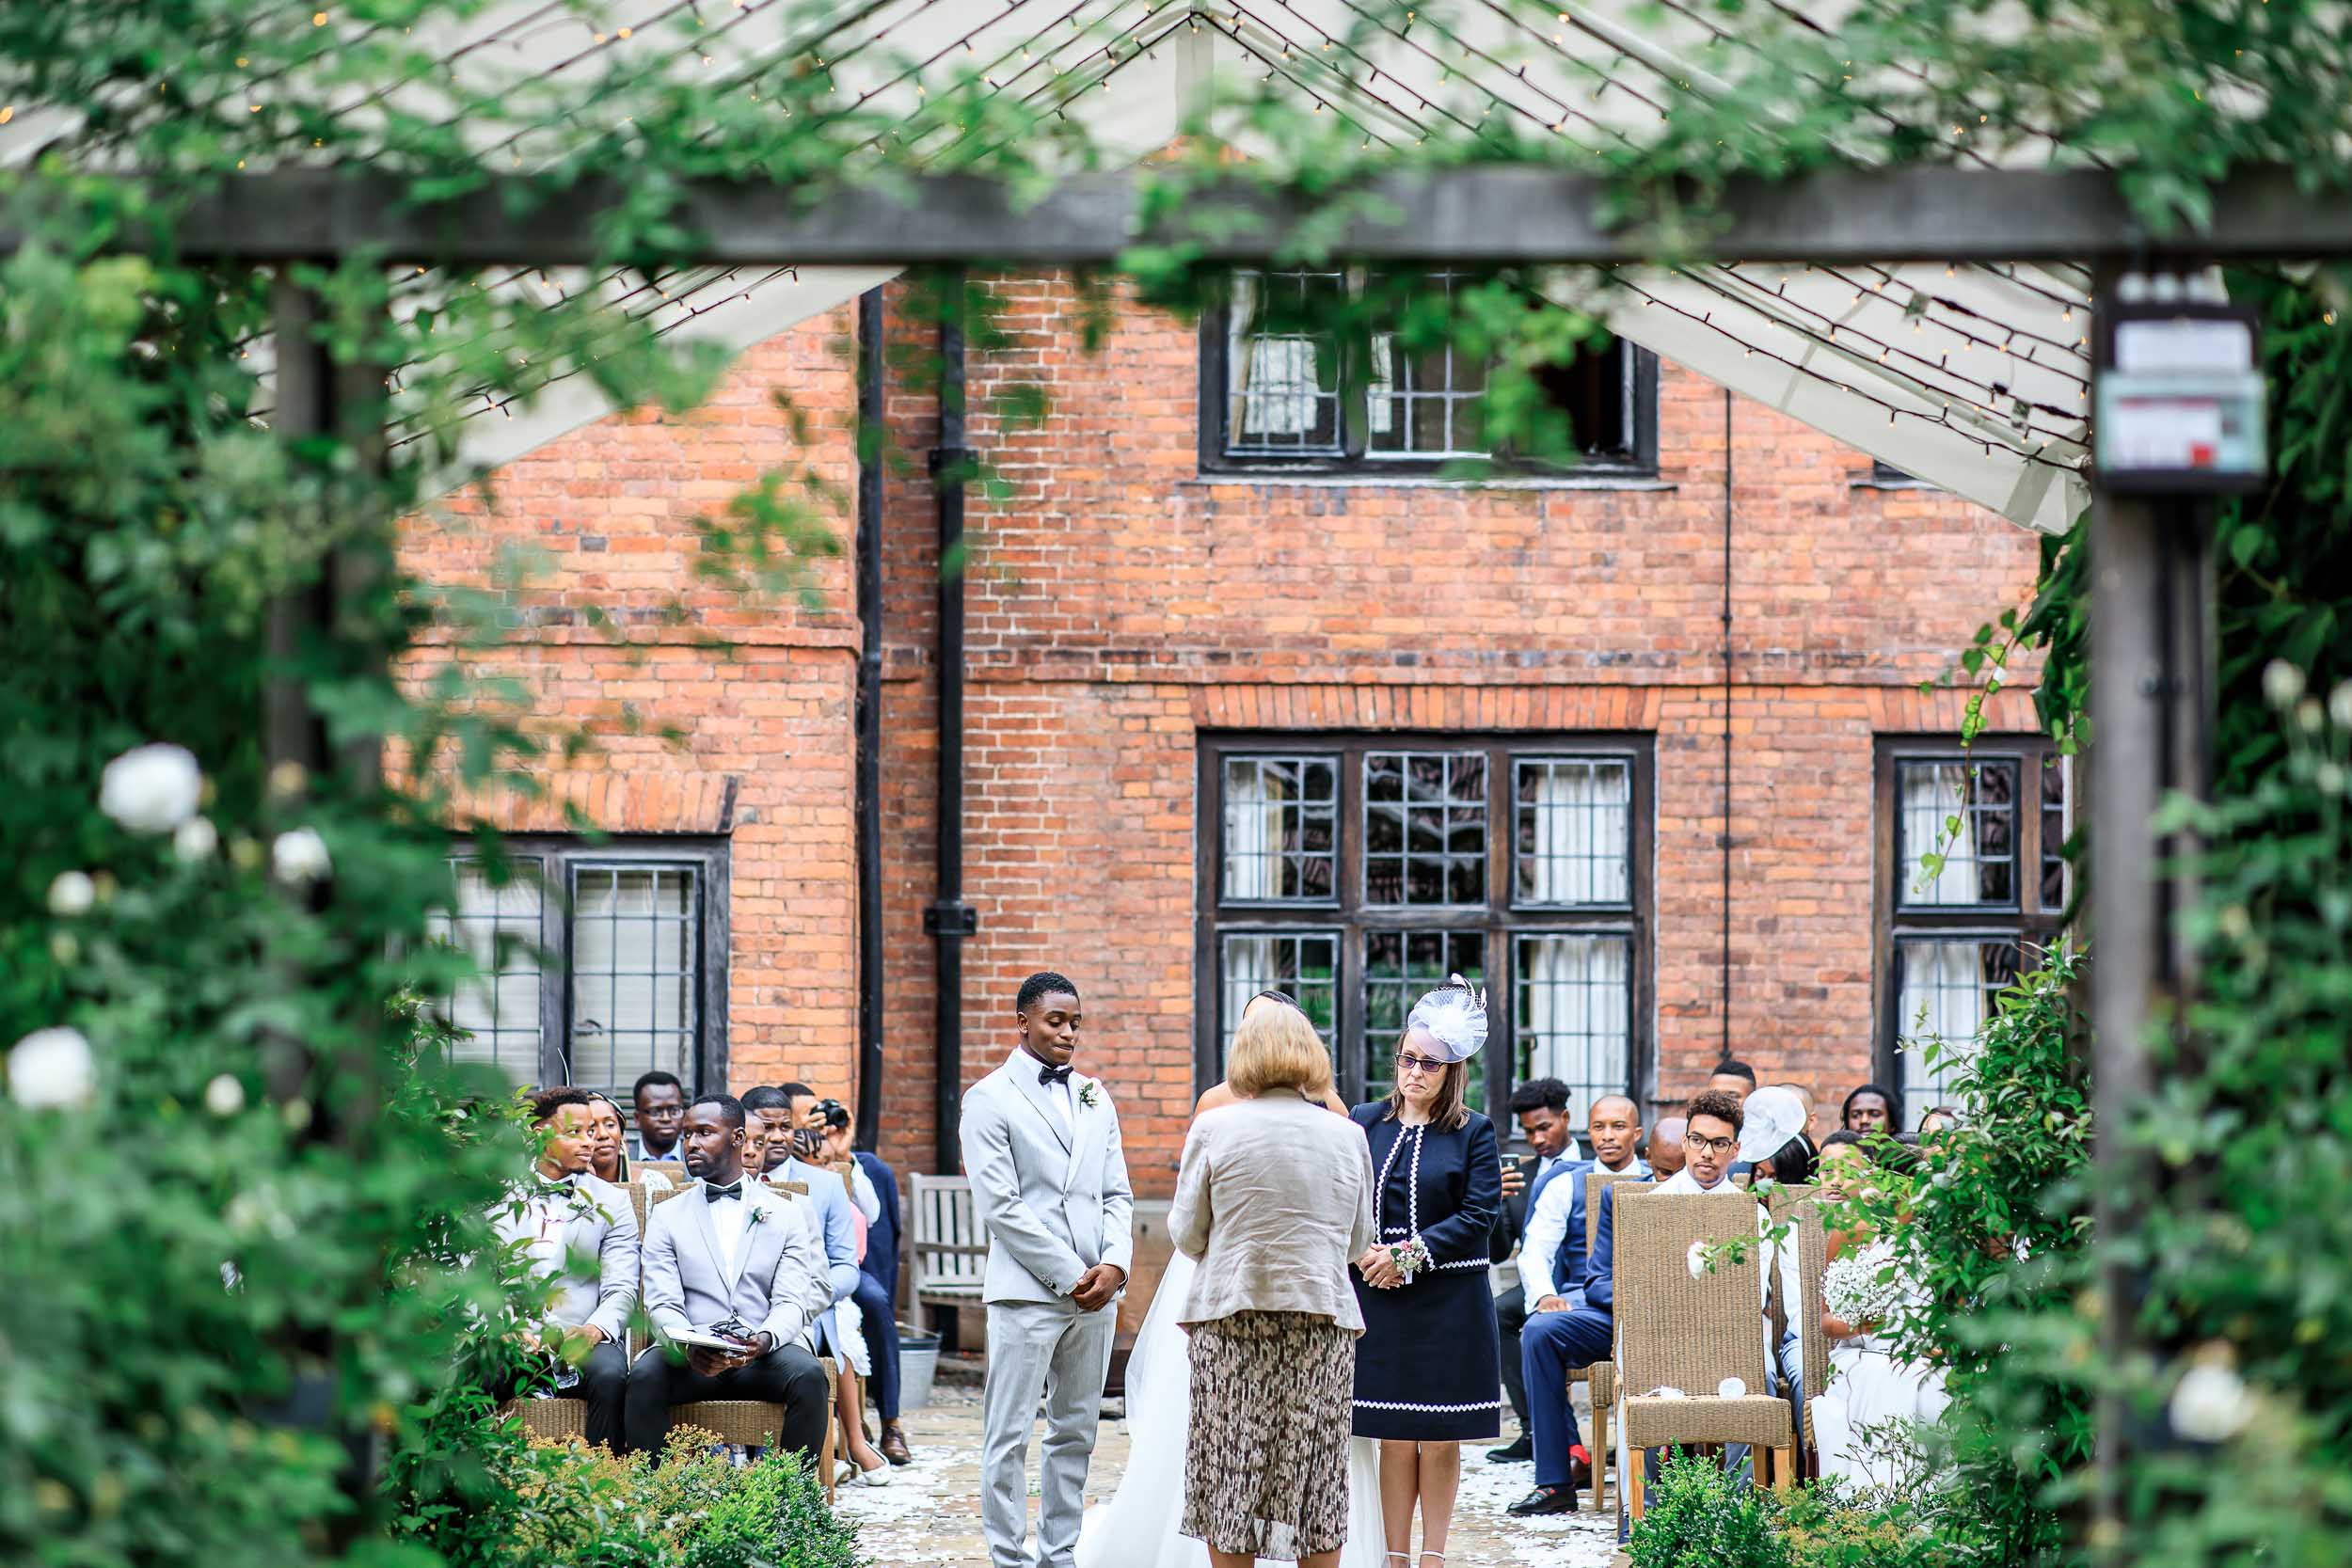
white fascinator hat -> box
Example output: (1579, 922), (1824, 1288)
(1403, 974), (1488, 1063)
(1736, 1085), (1810, 1166)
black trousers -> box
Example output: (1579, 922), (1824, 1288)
(1495, 1286), (1531, 1431)
(493, 1339), (629, 1451)
(851, 1271), (903, 1420)
(623, 1341), (831, 1460)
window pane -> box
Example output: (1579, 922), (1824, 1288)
(1363, 930), (1486, 1108)
(1894, 938), (2018, 1129)
(427, 858), (544, 1085)
(1366, 274), (1492, 460)
(1218, 931), (1341, 1074)
(1515, 758), (1632, 905)
(1222, 755), (1339, 903)
(1227, 270), (1344, 455)
(570, 865), (698, 1093)
(2040, 754), (2071, 911)
(1898, 760), (2020, 907)
(1363, 751), (1486, 907)
(1534, 338), (1633, 459)
(1515, 934), (1631, 1120)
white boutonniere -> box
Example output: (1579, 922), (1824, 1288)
(1077, 1080), (1100, 1110)
(744, 1203), (771, 1231)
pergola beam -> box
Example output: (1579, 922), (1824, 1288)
(16, 165), (2352, 266)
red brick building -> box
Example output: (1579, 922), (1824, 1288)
(402, 271), (2059, 1226)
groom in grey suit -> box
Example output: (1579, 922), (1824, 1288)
(960, 972), (1135, 1568)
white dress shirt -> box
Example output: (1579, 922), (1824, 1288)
(706, 1180), (752, 1276)
(1011, 1048), (1075, 1131)
(1521, 1156), (1649, 1311)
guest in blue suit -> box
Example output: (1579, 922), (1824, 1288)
(1485, 1077), (1583, 1463)
(820, 1094), (914, 1466)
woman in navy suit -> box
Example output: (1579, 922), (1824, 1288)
(1351, 982), (1502, 1568)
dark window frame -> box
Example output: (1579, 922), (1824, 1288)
(1196, 731), (1655, 1121)
(440, 834), (731, 1095)
(1198, 272), (1661, 481)
(1872, 738), (2068, 1116)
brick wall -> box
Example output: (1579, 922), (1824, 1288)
(401, 274), (2047, 1200)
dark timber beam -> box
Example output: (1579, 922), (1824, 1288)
(12, 166), (2352, 266)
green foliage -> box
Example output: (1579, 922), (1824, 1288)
(490, 1429), (861, 1568)
(1629, 1449), (1792, 1568)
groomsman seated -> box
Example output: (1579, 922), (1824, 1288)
(1486, 1077), (1581, 1463)
(1500, 1094), (1648, 1505)
(623, 1094), (834, 1459)
(491, 1088), (639, 1449)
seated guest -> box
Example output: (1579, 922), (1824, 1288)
(812, 1094), (896, 1483)
(492, 1088), (637, 1449)
(824, 1099), (913, 1465)
(1736, 1089), (1812, 1458)
(1502, 1094), (1649, 1482)
(1708, 1059), (1757, 1098)
(1645, 1115), (1688, 1181)
(742, 1084), (886, 1485)
(628, 1069), (688, 1164)
(1917, 1104), (1963, 1140)
(1486, 1077), (1581, 1464)
(1510, 1089), (1761, 1522)
(1841, 1082), (1900, 1136)
(1813, 1135), (1947, 1488)
(584, 1090), (671, 1192)
(625, 1094), (832, 1458)
(1772, 1082), (1820, 1142)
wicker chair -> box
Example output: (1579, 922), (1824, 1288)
(1571, 1169), (1650, 1512)
(1794, 1198), (1831, 1465)
(673, 1357), (840, 1502)
(1612, 1189), (1794, 1520)
(637, 1162), (689, 1185)
(503, 1397), (589, 1442)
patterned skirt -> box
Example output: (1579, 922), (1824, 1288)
(1181, 1310), (1357, 1559)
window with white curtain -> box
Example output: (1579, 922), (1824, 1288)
(436, 839), (726, 1095)
(1211, 269), (1657, 473)
(1880, 741), (2068, 1128)
(1201, 735), (1649, 1117)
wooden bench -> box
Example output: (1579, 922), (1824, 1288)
(907, 1173), (988, 1334)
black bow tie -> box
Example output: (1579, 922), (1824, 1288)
(1038, 1064), (1073, 1087)
(703, 1180), (744, 1203)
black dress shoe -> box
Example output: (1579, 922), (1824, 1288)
(1486, 1433), (1534, 1463)
(1507, 1484), (1582, 1517)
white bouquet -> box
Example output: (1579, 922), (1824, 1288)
(1822, 1243), (1905, 1329)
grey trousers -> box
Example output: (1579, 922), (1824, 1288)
(981, 1297), (1118, 1568)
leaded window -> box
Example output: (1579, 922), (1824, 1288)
(433, 838), (727, 1094)
(1206, 269), (1659, 475)
(1200, 734), (1651, 1119)
(1878, 740), (2069, 1126)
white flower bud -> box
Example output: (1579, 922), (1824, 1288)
(1716, 1377), (1747, 1398)
(1686, 1240), (1708, 1280)
(204, 1073), (246, 1117)
(46, 871), (95, 917)
(99, 743), (203, 833)
(2263, 660), (2307, 709)
(2319, 763), (2348, 798)
(2169, 1361), (2254, 1443)
(271, 828), (331, 885)
(173, 816), (218, 863)
(8, 1027), (95, 1110)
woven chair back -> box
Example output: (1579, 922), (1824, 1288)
(649, 1182), (691, 1208)
(1613, 1190), (1770, 1397)
(638, 1163), (689, 1185)
(1795, 1198), (1831, 1400)
(625, 1183), (650, 1234)
(1766, 1181), (1813, 1223)
(1585, 1170), (1651, 1251)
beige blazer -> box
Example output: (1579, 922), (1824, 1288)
(1168, 1092), (1375, 1331)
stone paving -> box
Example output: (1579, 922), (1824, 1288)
(834, 1373), (1620, 1568)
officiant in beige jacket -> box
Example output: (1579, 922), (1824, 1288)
(1168, 1002), (1375, 1568)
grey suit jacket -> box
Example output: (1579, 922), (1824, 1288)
(641, 1179), (832, 1348)
(492, 1174), (640, 1343)
(958, 1053), (1135, 1305)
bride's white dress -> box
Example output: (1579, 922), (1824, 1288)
(1811, 1243), (1950, 1492)
(1075, 1249), (1389, 1568)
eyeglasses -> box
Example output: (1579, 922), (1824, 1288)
(1394, 1052), (1449, 1077)
(1685, 1132), (1738, 1157)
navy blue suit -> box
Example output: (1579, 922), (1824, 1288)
(1521, 1179), (1624, 1488)
(852, 1149), (905, 1421)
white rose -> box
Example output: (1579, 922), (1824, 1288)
(99, 743), (203, 833)
(2169, 1362), (2253, 1444)
(173, 816), (218, 863)
(1686, 1240), (1708, 1280)
(272, 828), (332, 885)
(204, 1073), (246, 1117)
(8, 1027), (95, 1110)
(2263, 659), (2306, 709)
(46, 871), (96, 917)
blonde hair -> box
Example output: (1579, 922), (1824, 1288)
(1226, 1001), (1335, 1100)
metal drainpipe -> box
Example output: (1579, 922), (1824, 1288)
(927, 273), (977, 1175)
(1720, 388), (1735, 1071)
(853, 287), (886, 1154)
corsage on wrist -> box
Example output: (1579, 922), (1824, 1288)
(1383, 1237), (1433, 1282)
